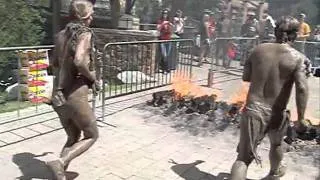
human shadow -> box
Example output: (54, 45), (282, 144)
(169, 159), (230, 180)
(12, 152), (79, 180)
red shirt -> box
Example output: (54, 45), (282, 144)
(157, 20), (172, 40)
(209, 17), (216, 37)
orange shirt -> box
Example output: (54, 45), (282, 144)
(298, 22), (311, 41)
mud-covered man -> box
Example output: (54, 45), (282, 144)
(47, 0), (100, 179)
(230, 16), (311, 180)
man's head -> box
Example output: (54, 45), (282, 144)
(203, 13), (210, 22)
(162, 9), (169, 20)
(176, 10), (182, 17)
(247, 11), (256, 20)
(298, 13), (306, 23)
(275, 16), (300, 43)
(69, 0), (94, 26)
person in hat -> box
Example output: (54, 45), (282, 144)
(295, 13), (311, 54)
(297, 13), (311, 41)
(240, 11), (259, 66)
(230, 16), (311, 180)
(48, 0), (99, 179)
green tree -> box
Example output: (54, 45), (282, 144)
(0, 0), (46, 89)
(0, 0), (45, 47)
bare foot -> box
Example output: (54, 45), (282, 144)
(47, 159), (66, 180)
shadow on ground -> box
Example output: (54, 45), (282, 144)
(169, 159), (255, 180)
(12, 152), (78, 180)
(169, 159), (230, 180)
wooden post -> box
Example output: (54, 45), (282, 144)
(52, 0), (61, 37)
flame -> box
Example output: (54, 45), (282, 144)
(171, 74), (221, 99)
(228, 82), (250, 108)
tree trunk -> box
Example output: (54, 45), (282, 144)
(110, 0), (121, 28)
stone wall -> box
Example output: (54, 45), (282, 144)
(93, 29), (159, 81)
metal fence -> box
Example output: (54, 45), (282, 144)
(0, 45), (54, 119)
(0, 38), (318, 121)
(99, 39), (194, 121)
(294, 41), (320, 74)
(0, 39), (194, 122)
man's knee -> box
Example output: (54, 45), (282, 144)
(83, 121), (99, 141)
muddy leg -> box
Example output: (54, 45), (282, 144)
(59, 118), (81, 170)
(263, 131), (286, 179)
(230, 116), (254, 180)
(60, 120), (99, 166)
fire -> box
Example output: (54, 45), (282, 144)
(228, 82), (250, 108)
(171, 74), (221, 99)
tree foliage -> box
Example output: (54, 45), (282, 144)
(0, 0), (46, 86)
(0, 0), (45, 47)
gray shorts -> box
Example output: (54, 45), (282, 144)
(237, 102), (290, 164)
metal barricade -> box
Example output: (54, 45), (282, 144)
(207, 37), (259, 87)
(294, 41), (320, 75)
(100, 39), (194, 121)
(0, 45), (54, 120)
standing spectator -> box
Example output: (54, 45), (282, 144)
(312, 25), (320, 42)
(260, 12), (276, 43)
(209, 12), (216, 39)
(296, 13), (311, 54)
(198, 12), (212, 66)
(240, 11), (259, 66)
(157, 9), (173, 73)
(173, 10), (187, 38)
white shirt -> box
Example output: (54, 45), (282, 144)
(174, 17), (185, 34)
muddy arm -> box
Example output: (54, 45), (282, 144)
(294, 58), (309, 122)
(74, 32), (96, 82)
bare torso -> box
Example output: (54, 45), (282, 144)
(245, 43), (307, 111)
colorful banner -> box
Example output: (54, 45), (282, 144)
(18, 49), (53, 103)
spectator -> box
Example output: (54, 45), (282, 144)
(173, 10), (187, 38)
(157, 9), (173, 73)
(260, 12), (275, 42)
(241, 11), (259, 38)
(240, 11), (259, 66)
(198, 12), (212, 66)
(209, 12), (216, 38)
(312, 25), (320, 42)
(215, 13), (230, 66)
(295, 13), (311, 54)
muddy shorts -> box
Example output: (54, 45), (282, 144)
(236, 102), (290, 164)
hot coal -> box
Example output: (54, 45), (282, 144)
(148, 90), (320, 145)
(148, 90), (243, 122)
(285, 124), (320, 145)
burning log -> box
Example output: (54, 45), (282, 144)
(148, 90), (175, 107)
(149, 90), (243, 122)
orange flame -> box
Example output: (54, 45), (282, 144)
(171, 74), (221, 99)
(228, 82), (250, 108)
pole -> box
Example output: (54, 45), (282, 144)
(52, 0), (61, 37)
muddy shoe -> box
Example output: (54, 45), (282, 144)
(262, 164), (287, 180)
(47, 159), (66, 180)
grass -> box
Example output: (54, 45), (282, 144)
(0, 100), (36, 114)
(0, 84), (138, 114)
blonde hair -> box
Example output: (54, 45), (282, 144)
(69, 0), (94, 20)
